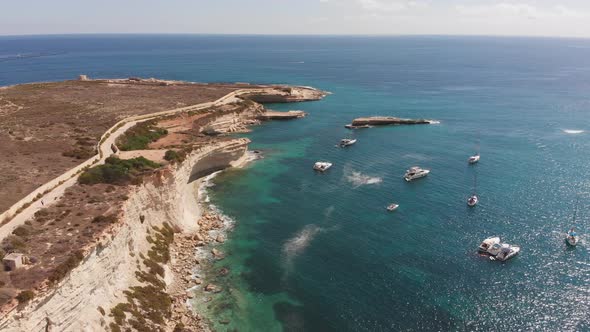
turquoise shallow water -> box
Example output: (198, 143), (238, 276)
(2, 35), (590, 331)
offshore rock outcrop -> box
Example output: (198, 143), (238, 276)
(350, 116), (435, 126)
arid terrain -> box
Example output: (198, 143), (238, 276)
(0, 79), (248, 214)
(0, 78), (325, 331)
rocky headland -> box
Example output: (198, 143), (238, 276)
(0, 79), (326, 331)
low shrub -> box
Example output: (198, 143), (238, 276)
(48, 250), (85, 284)
(79, 156), (160, 185)
(118, 121), (168, 151)
(91, 215), (117, 224)
(16, 290), (35, 304)
(163, 150), (185, 163)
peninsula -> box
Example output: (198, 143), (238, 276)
(0, 77), (326, 331)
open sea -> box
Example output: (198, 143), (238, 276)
(2, 34), (590, 331)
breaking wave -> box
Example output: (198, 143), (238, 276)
(345, 169), (382, 188)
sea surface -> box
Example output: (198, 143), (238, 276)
(2, 35), (590, 331)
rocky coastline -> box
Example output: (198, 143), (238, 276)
(0, 81), (325, 331)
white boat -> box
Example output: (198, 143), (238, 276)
(491, 245), (520, 262)
(340, 138), (357, 147)
(566, 198), (580, 246)
(404, 166), (430, 182)
(468, 154), (480, 164)
(386, 203), (399, 212)
(566, 227), (579, 246)
(467, 194), (478, 207)
(313, 161), (333, 172)
(478, 237), (500, 252)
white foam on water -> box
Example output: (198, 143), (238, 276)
(563, 129), (585, 134)
(282, 224), (322, 275)
(345, 169), (382, 188)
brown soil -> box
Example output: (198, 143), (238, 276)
(0, 182), (129, 307)
(0, 80), (240, 214)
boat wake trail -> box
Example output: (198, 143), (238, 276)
(563, 129), (585, 134)
(282, 224), (322, 276)
(345, 169), (382, 188)
(324, 205), (335, 218)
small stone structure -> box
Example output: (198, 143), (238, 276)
(78, 74), (89, 81)
(3, 253), (25, 271)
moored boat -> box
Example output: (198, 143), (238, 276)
(467, 194), (478, 207)
(478, 236), (500, 252)
(491, 245), (520, 261)
(468, 154), (480, 164)
(340, 138), (357, 147)
(566, 227), (579, 246)
(313, 161), (333, 172)
(386, 203), (399, 212)
(404, 166), (430, 182)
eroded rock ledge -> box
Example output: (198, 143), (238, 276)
(347, 116), (436, 128)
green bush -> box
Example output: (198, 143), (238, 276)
(16, 290), (35, 304)
(12, 225), (31, 237)
(163, 150), (185, 163)
(118, 121), (168, 151)
(48, 250), (85, 284)
(91, 215), (118, 224)
(79, 157), (160, 185)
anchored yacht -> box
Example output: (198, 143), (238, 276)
(566, 227), (579, 246)
(468, 154), (480, 164)
(404, 166), (430, 182)
(467, 194), (478, 207)
(491, 245), (520, 262)
(478, 237), (520, 261)
(386, 203), (399, 212)
(313, 162), (333, 172)
(340, 138), (357, 147)
(478, 237), (500, 252)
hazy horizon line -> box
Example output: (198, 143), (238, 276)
(1, 32), (589, 41)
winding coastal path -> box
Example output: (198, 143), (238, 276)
(0, 87), (312, 241)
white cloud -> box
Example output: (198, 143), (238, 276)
(355, 0), (427, 12)
(455, 2), (587, 20)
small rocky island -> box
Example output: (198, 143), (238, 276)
(346, 116), (436, 128)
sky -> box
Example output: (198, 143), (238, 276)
(1, 0), (589, 37)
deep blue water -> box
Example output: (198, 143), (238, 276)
(2, 35), (590, 331)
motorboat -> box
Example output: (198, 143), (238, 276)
(468, 154), (480, 164)
(386, 203), (399, 212)
(491, 245), (520, 262)
(340, 138), (357, 147)
(404, 166), (430, 182)
(467, 194), (478, 207)
(313, 161), (333, 172)
(566, 227), (579, 246)
(478, 236), (500, 252)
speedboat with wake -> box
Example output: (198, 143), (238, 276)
(313, 161), (333, 172)
(404, 166), (430, 182)
(468, 154), (480, 164)
(340, 138), (357, 147)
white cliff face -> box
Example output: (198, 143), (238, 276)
(0, 138), (249, 332)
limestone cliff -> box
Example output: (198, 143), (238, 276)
(0, 138), (249, 332)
